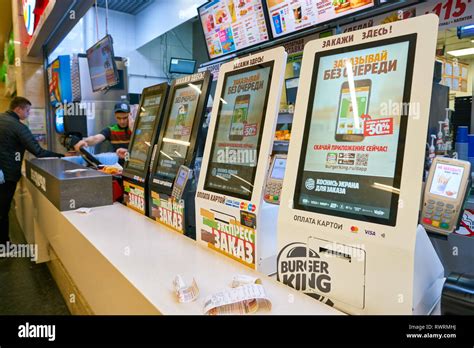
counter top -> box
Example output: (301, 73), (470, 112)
(25, 158), (113, 211)
(27, 158), (107, 180)
(62, 203), (342, 315)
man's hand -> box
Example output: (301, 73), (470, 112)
(74, 140), (88, 152)
(116, 148), (128, 160)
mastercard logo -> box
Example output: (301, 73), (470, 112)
(350, 226), (359, 233)
(240, 202), (256, 212)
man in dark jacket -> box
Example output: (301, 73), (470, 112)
(0, 96), (63, 245)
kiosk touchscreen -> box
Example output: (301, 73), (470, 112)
(277, 15), (444, 314)
(123, 82), (168, 215)
(195, 47), (287, 273)
(421, 157), (471, 235)
(149, 71), (211, 237)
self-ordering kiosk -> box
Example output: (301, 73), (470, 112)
(277, 15), (445, 314)
(122, 83), (169, 215)
(149, 72), (211, 238)
(195, 47), (287, 273)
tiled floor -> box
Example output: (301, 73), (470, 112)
(0, 209), (70, 315)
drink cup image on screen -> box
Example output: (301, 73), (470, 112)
(229, 94), (250, 141)
(174, 104), (189, 140)
(335, 79), (371, 142)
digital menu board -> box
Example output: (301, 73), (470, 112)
(266, 0), (375, 38)
(154, 83), (203, 182)
(199, 0), (270, 59)
(127, 90), (166, 172)
(86, 35), (119, 92)
(204, 62), (273, 200)
(429, 163), (464, 200)
(294, 35), (416, 226)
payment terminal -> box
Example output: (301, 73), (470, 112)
(421, 157), (471, 235)
(264, 154), (287, 204)
(172, 165), (191, 201)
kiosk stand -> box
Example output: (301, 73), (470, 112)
(149, 71), (211, 238)
(122, 83), (169, 215)
(195, 47), (287, 273)
(277, 15), (444, 314)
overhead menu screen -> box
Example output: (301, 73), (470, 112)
(429, 163), (464, 200)
(294, 35), (416, 226)
(127, 92), (165, 172)
(154, 83), (203, 182)
(199, 0), (270, 59)
(205, 62), (273, 200)
(266, 0), (374, 38)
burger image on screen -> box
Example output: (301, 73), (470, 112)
(333, 0), (351, 13)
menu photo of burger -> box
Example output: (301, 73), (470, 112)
(332, 0), (373, 14)
(333, 0), (351, 14)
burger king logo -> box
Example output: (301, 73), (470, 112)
(23, 0), (36, 36)
(277, 242), (333, 305)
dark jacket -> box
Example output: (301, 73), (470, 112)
(0, 110), (63, 182)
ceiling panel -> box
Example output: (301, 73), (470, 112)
(96, 0), (153, 15)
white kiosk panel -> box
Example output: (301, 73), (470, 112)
(277, 15), (442, 314)
(196, 47), (287, 272)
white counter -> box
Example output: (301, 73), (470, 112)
(18, 178), (342, 315)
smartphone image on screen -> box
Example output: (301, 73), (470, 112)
(174, 104), (189, 140)
(335, 79), (371, 142)
(229, 94), (250, 141)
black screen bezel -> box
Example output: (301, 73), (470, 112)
(203, 61), (274, 201)
(150, 71), (212, 195)
(86, 34), (120, 92)
(122, 82), (169, 179)
(293, 34), (417, 227)
(169, 57), (197, 74)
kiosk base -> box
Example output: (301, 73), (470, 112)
(259, 202), (280, 275)
(413, 224), (445, 314)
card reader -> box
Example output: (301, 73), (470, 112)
(172, 165), (192, 200)
(421, 157), (471, 235)
(264, 154), (287, 205)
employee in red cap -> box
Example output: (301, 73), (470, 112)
(74, 102), (132, 160)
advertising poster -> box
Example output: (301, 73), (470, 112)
(296, 39), (413, 223)
(199, 0), (269, 59)
(155, 83), (202, 182)
(204, 64), (272, 199)
(123, 181), (145, 214)
(199, 207), (256, 268)
(127, 94), (162, 172)
(267, 0), (374, 38)
(342, 0), (474, 32)
(151, 192), (185, 233)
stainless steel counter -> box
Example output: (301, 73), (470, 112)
(25, 158), (113, 211)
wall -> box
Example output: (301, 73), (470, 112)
(12, 0), (45, 124)
(134, 0), (206, 49)
(50, 7), (197, 94)
(129, 21), (194, 93)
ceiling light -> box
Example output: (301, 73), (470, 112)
(447, 47), (474, 57)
